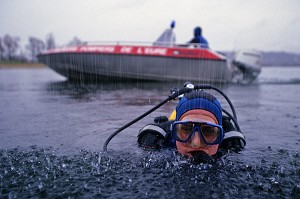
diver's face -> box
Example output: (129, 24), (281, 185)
(176, 110), (219, 157)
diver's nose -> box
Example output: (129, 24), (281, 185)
(190, 130), (205, 148)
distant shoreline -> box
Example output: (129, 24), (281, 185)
(262, 65), (300, 67)
(0, 62), (46, 68)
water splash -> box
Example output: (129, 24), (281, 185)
(0, 146), (299, 198)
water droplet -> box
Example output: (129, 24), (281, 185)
(38, 182), (43, 190)
(165, 161), (170, 169)
(84, 182), (88, 189)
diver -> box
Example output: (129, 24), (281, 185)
(153, 20), (176, 47)
(188, 26), (209, 48)
(103, 83), (246, 164)
(137, 89), (246, 164)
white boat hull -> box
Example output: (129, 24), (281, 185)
(38, 45), (233, 83)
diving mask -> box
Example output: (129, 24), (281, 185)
(171, 121), (224, 145)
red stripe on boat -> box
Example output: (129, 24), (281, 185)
(42, 45), (225, 60)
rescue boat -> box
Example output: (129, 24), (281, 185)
(38, 42), (261, 83)
(37, 42), (234, 83)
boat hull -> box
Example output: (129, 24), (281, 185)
(38, 45), (233, 83)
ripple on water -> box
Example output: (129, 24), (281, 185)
(0, 146), (299, 198)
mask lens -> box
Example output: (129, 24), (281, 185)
(175, 122), (194, 141)
(200, 124), (221, 144)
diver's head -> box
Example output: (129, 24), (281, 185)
(172, 90), (223, 160)
(194, 26), (202, 36)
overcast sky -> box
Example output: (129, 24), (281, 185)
(1, 0), (300, 53)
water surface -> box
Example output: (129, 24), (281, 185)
(0, 66), (299, 198)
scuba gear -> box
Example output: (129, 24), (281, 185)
(219, 116), (246, 151)
(175, 90), (223, 125)
(190, 151), (215, 164)
(138, 124), (167, 150)
(138, 117), (172, 150)
(103, 83), (246, 159)
(171, 121), (224, 145)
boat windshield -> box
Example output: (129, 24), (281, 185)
(153, 29), (176, 47)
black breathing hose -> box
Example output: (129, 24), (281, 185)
(102, 84), (239, 152)
(102, 87), (193, 152)
(222, 109), (241, 132)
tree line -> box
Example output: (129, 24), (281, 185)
(0, 33), (83, 62)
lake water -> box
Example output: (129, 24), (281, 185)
(0, 66), (299, 198)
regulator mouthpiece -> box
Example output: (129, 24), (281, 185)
(190, 151), (215, 164)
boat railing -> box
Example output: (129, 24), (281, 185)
(60, 40), (208, 49)
(63, 41), (154, 47)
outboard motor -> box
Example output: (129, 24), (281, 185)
(231, 49), (262, 83)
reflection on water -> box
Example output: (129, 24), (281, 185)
(46, 79), (176, 98)
(45, 78), (231, 99)
(0, 67), (300, 198)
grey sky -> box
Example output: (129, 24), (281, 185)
(1, 0), (300, 52)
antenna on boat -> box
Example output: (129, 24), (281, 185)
(103, 83), (239, 152)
